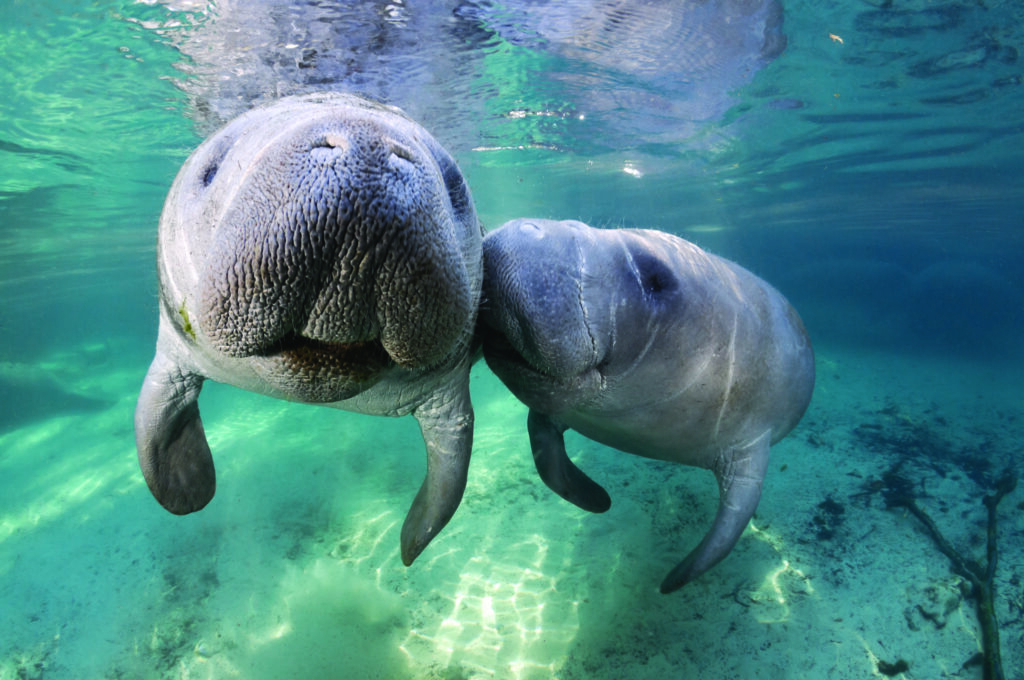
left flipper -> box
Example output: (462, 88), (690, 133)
(528, 410), (611, 513)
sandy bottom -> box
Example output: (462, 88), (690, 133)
(1, 341), (1022, 679)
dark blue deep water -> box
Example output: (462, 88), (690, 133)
(1, 2), (1022, 678)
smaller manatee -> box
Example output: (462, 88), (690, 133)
(479, 218), (814, 592)
(135, 93), (483, 566)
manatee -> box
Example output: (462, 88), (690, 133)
(478, 219), (814, 592)
(135, 93), (483, 565)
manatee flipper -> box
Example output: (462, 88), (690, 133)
(400, 369), (474, 565)
(660, 431), (771, 593)
(134, 345), (215, 515)
(528, 410), (612, 513)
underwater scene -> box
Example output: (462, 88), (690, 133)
(1, 1), (1022, 678)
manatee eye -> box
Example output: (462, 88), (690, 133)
(201, 162), (218, 187)
(198, 139), (232, 189)
(438, 156), (471, 220)
(633, 252), (676, 297)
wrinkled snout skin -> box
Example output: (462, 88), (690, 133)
(479, 218), (814, 592)
(135, 93), (483, 567)
(160, 93), (480, 402)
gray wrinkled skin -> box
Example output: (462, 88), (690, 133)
(479, 219), (814, 592)
(135, 93), (483, 566)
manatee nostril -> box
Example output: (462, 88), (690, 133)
(388, 140), (416, 164)
(438, 156), (470, 218)
(311, 133), (350, 152)
(517, 221), (544, 239)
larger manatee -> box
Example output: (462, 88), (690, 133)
(135, 93), (482, 565)
(478, 218), (814, 592)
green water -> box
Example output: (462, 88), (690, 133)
(2, 1), (1023, 679)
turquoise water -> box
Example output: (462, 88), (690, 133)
(1, 1), (1022, 679)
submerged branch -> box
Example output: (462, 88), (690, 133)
(887, 472), (1017, 680)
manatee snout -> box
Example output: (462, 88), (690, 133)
(481, 219), (601, 383)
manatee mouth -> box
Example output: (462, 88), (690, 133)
(271, 333), (392, 377)
(479, 314), (598, 388)
(475, 309), (516, 359)
(478, 323), (531, 372)
(476, 313), (549, 383)
(480, 319), (606, 416)
(261, 333), (395, 403)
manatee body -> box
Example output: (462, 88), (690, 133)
(135, 93), (483, 565)
(479, 219), (814, 592)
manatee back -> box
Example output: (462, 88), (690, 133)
(563, 228), (814, 462)
(657, 234), (814, 449)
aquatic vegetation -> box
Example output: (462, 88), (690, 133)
(853, 402), (998, 488)
(875, 657), (910, 676)
(0, 633), (60, 680)
(177, 299), (195, 341)
(809, 495), (845, 541)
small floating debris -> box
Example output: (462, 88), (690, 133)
(194, 641), (215, 659)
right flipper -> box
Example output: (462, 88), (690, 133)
(134, 345), (215, 515)
(659, 432), (771, 593)
(528, 409), (611, 513)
